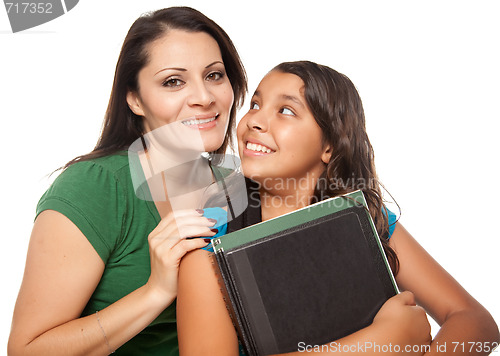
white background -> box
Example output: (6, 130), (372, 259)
(1, 0), (499, 351)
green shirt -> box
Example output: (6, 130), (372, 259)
(36, 152), (178, 355)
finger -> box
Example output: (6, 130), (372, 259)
(176, 225), (217, 241)
(154, 215), (217, 240)
(150, 218), (212, 244)
(150, 226), (216, 250)
(176, 220), (219, 238)
(169, 238), (212, 262)
(410, 305), (428, 317)
(166, 227), (217, 253)
(153, 209), (204, 230)
(176, 215), (218, 228)
(396, 291), (416, 306)
(152, 212), (214, 236)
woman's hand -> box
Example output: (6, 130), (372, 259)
(146, 209), (217, 304)
(371, 291), (432, 354)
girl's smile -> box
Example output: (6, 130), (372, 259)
(237, 71), (331, 183)
(242, 138), (276, 155)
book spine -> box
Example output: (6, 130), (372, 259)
(209, 252), (239, 328)
(209, 252), (256, 355)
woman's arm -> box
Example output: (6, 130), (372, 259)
(8, 209), (210, 356)
(390, 222), (500, 355)
(177, 249), (431, 356)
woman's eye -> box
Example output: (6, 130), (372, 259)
(162, 78), (184, 87)
(207, 71), (224, 81)
(250, 102), (260, 110)
(279, 107), (295, 116)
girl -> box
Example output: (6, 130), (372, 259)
(8, 7), (246, 356)
(177, 61), (499, 355)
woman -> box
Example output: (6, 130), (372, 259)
(8, 7), (246, 356)
(177, 61), (499, 355)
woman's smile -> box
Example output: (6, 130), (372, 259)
(181, 113), (220, 129)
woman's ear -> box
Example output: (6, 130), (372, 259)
(126, 90), (145, 117)
(321, 145), (332, 164)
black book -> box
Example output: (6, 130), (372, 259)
(211, 190), (399, 356)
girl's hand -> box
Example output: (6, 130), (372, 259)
(372, 291), (432, 355)
(146, 209), (217, 304)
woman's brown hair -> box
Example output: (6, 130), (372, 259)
(65, 6), (247, 167)
(272, 61), (399, 274)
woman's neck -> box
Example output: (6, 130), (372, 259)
(145, 157), (214, 218)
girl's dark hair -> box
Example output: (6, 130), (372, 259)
(272, 61), (399, 275)
(65, 6), (247, 167)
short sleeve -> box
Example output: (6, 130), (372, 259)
(36, 161), (127, 262)
(200, 207), (228, 252)
(383, 207), (398, 239)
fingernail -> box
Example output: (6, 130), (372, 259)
(204, 239), (211, 243)
(210, 229), (218, 234)
(196, 209), (204, 215)
(207, 218), (217, 224)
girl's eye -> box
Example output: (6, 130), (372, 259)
(162, 78), (184, 88)
(206, 71), (224, 81)
(250, 102), (260, 110)
(279, 107), (295, 116)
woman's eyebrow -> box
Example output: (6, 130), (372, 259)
(205, 61), (224, 68)
(154, 67), (187, 76)
(154, 61), (223, 76)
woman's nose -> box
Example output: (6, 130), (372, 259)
(187, 80), (215, 107)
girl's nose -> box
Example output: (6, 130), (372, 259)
(245, 110), (268, 132)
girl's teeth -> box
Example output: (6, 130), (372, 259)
(246, 142), (272, 153)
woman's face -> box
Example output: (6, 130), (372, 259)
(237, 71), (331, 186)
(127, 30), (234, 152)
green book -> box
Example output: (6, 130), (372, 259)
(211, 190), (399, 356)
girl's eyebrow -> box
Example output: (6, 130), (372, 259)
(252, 91), (304, 108)
(280, 94), (304, 108)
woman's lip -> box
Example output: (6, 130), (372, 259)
(193, 113), (218, 120)
(182, 113), (219, 130)
(181, 112), (218, 123)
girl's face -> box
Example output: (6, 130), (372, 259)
(127, 30), (234, 152)
(237, 71), (331, 186)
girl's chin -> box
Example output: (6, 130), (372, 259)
(240, 164), (270, 182)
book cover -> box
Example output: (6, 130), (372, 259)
(211, 190), (399, 356)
